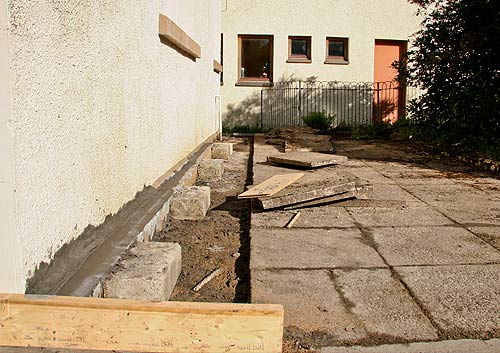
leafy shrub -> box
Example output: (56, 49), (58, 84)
(397, 0), (500, 154)
(301, 112), (335, 132)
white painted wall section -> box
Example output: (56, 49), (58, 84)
(3, 0), (221, 292)
(221, 0), (420, 126)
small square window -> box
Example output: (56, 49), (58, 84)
(325, 37), (349, 64)
(287, 36), (311, 63)
(237, 34), (273, 86)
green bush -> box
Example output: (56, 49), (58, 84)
(302, 111), (335, 132)
(397, 0), (500, 155)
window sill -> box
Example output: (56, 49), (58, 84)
(286, 58), (312, 64)
(235, 80), (273, 87)
(324, 58), (349, 65)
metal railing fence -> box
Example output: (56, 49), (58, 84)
(260, 81), (421, 129)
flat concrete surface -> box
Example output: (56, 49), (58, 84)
(267, 151), (348, 168)
(321, 339), (500, 353)
(333, 269), (438, 341)
(372, 225), (500, 266)
(250, 135), (500, 349)
(252, 269), (368, 345)
(251, 228), (386, 270)
(397, 264), (500, 337)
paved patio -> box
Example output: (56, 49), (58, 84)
(250, 136), (500, 350)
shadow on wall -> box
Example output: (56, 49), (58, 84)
(223, 74), (318, 128)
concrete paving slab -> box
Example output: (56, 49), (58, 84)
(333, 268), (438, 341)
(402, 183), (494, 203)
(350, 170), (396, 185)
(372, 226), (500, 266)
(466, 226), (500, 250)
(397, 264), (500, 337)
(267, 151), (348, 168)
(321, 338), (500, 353)
(345, 202), (453, 227)
(251, 228), (386, 270)
(357, 183), (420, 202)
(103, 242), (181, 302)
(283, 186), (373, 210)
(252, 206), (356, 229)
(252, 269), (367, 344)
(258, 171), (370, 210)
(429, 201), (500, 225)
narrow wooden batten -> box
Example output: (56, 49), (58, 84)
(159, 13), (201, 60)
(213, 60), (223, 73)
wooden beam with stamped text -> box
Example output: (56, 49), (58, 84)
(0, 294), (284, 353)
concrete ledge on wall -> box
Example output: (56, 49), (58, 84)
(159, 13), (201, 60)
(26, 133), (217, 298)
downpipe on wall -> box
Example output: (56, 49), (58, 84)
(215, 95), (222, 140)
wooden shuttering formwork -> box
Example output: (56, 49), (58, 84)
(0, 294), (284, 353)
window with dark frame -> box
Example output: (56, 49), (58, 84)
(325, 37), (349, 64)
(238, 35), (273, 85)
(287, 36), (311, 63)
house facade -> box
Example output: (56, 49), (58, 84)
(0, 0), (222, 293)
(221, 0), (421, 127)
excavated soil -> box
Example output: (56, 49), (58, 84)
(155, 137), (253, 303)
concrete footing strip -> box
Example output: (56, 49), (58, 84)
(27, 134), (216, 297)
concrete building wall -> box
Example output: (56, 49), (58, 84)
(221, 0), (420, 126)
(0, 0), (24, 293)
(1, 0), (221, 292)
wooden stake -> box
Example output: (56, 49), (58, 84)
(193, 268), (222, 292)
(285, 212), (301, 228)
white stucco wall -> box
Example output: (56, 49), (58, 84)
(221, 0), (420, 126)
(0, 0), (24, 293)
(2, 0), (221, 292)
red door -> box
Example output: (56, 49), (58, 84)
(374, 40), (407, 123)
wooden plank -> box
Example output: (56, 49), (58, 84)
(159, 13), (201, 59)
(238, 173), (304, 199)
(213, 60), (223, 73)
(0, 294), (283, 353)
(285, 212), (301, 228)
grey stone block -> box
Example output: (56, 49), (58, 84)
(197, 159), (224, 181)
(103, 242), (181, 302)
(170, 185), (210, 220)
(211, 143), (233, 159)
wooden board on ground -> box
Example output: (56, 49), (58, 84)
(258, 172), (371, 210)
(238, 173), (304, 199)
(0, 294), (284, 353)
(267, 151), (348, 168)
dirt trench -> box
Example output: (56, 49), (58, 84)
(155, 137), (253, 303)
